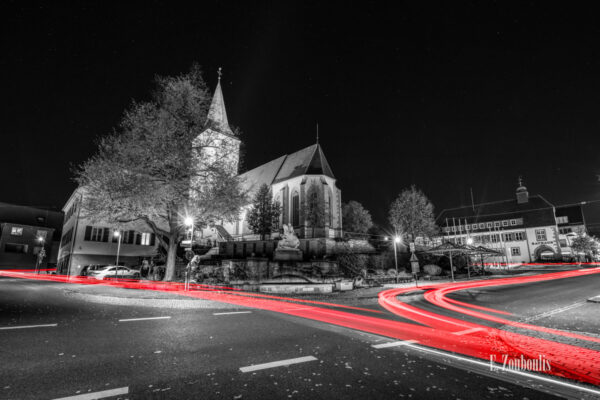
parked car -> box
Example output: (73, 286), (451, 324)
(80, 264), (108, 277)
(88, 266), (140, 280)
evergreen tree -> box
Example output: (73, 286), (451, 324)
(247, 184), (281, 240)
(305, 182), (326, 238)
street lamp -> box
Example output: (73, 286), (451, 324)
(36, 237), (45, 274)
(393, 236), (401, 283)
(114, 230), (122, 280)
(184, 216), (194, 291)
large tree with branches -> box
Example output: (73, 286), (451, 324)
(388, 185), (437, 242)
(75, 65), (247, 281)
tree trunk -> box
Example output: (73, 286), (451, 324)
(165, 232), (178, 281)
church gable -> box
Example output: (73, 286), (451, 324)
(272, 144), (335, 184)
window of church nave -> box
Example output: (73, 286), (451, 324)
(292, 192), (300, 227)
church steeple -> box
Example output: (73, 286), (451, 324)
(206, 67), (233, 135)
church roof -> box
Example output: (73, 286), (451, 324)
(205, 79), (233, 136)
(239, 144), (335, 195)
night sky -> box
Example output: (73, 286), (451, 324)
(2, 2), (600, 228)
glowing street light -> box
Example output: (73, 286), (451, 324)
(466, 237), (474, 245)
(393, 235), (401, 283)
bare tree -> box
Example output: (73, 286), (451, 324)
(388, 185), (437, 242)
(75, 65), (247, 281)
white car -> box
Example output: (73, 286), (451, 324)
(89, 266), (140, 280)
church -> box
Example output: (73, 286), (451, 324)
(200, 75), (343, 241)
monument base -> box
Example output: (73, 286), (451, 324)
(273, 249), (303, 262)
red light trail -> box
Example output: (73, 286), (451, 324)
(2, 267), (599, 387)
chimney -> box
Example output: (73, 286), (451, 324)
(516, 177), (529, 204)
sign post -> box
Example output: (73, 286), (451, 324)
(410, 252), (420, 288)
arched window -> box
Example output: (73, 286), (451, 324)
(292, 192), (300, 227)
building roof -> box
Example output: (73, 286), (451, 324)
(436, 194), (556, 229)
(555, 204), (585, 226)
(0, 202), (63, 240)
(239, 144), (335, 195)
(205, 79), (233, 136)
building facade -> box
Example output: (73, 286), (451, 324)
(436, 184), (569, 264)
(56, 189), (159, 276)
(0, 202), (62, 270)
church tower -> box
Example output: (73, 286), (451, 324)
(193, 68), (241, 176)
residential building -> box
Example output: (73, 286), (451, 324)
(56, 189), (159, 276)
(0, 202), (63, 270)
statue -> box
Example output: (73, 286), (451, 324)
(274, 224), (303, 261)
(277, 224), (300, 250)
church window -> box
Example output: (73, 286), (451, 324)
(292, 192), (300, 227)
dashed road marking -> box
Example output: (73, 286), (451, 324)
(371, 339), (418, 349)
(52, 386), (129, 400)
(213, 311), (252, 316)
(0, 323), (57, 330)
(118, 316), (171, 322)
(453, 327), (485, 336)
(520, 301), (586, 323)
(240, 356), (317, 373)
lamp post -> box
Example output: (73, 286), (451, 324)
(393, 236), (401, 283)
(114, 230), (122, 280)
(184, 216), (194, 291)
(466, 237), (473, 279)
(36, 237), (45, 274)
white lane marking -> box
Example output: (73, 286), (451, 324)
(391, 341), (600, 397)
(453, 327), (485, 336)
(520, 301), (586, 323)
(53, 386), (129, 400)
(213, 311), (253, 316)
(240, 356), (317, 373)
(118, 316), (171, 322)
(0, 323), (57, 330)
(372, 340), (418, 349)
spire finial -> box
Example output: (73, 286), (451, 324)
(217, 67), (222, 81)
(316, 122), (319, 144)
(518, 175), (523, 187)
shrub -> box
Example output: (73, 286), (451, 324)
(423, 264), (442, 276)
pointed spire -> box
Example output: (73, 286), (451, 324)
(205, 67), (233, 135)
(316, 122), (319, 144)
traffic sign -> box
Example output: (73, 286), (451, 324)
(410, 252), (420, 274)
(409, 242), (415, 252)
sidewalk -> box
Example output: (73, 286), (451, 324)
(62, 281), (239, 309)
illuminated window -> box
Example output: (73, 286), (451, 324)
(141, 232), (151, 245)
(10, 227), (23, 236)
(535, 229), (547, 241)
(502, 220), (509, 227)
(556, 216), (568, 224)
(510, 219), (517, 226)
(494, 221), (501, 227)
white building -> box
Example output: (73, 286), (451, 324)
(436, 183), (568, 264)
(56, 188), (159, 276)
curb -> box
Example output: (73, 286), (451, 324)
(63, 289), (239, 309)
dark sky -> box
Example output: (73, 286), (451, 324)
(2, 1), (600, 227)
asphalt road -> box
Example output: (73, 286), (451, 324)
(0, 275), (591, 400)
